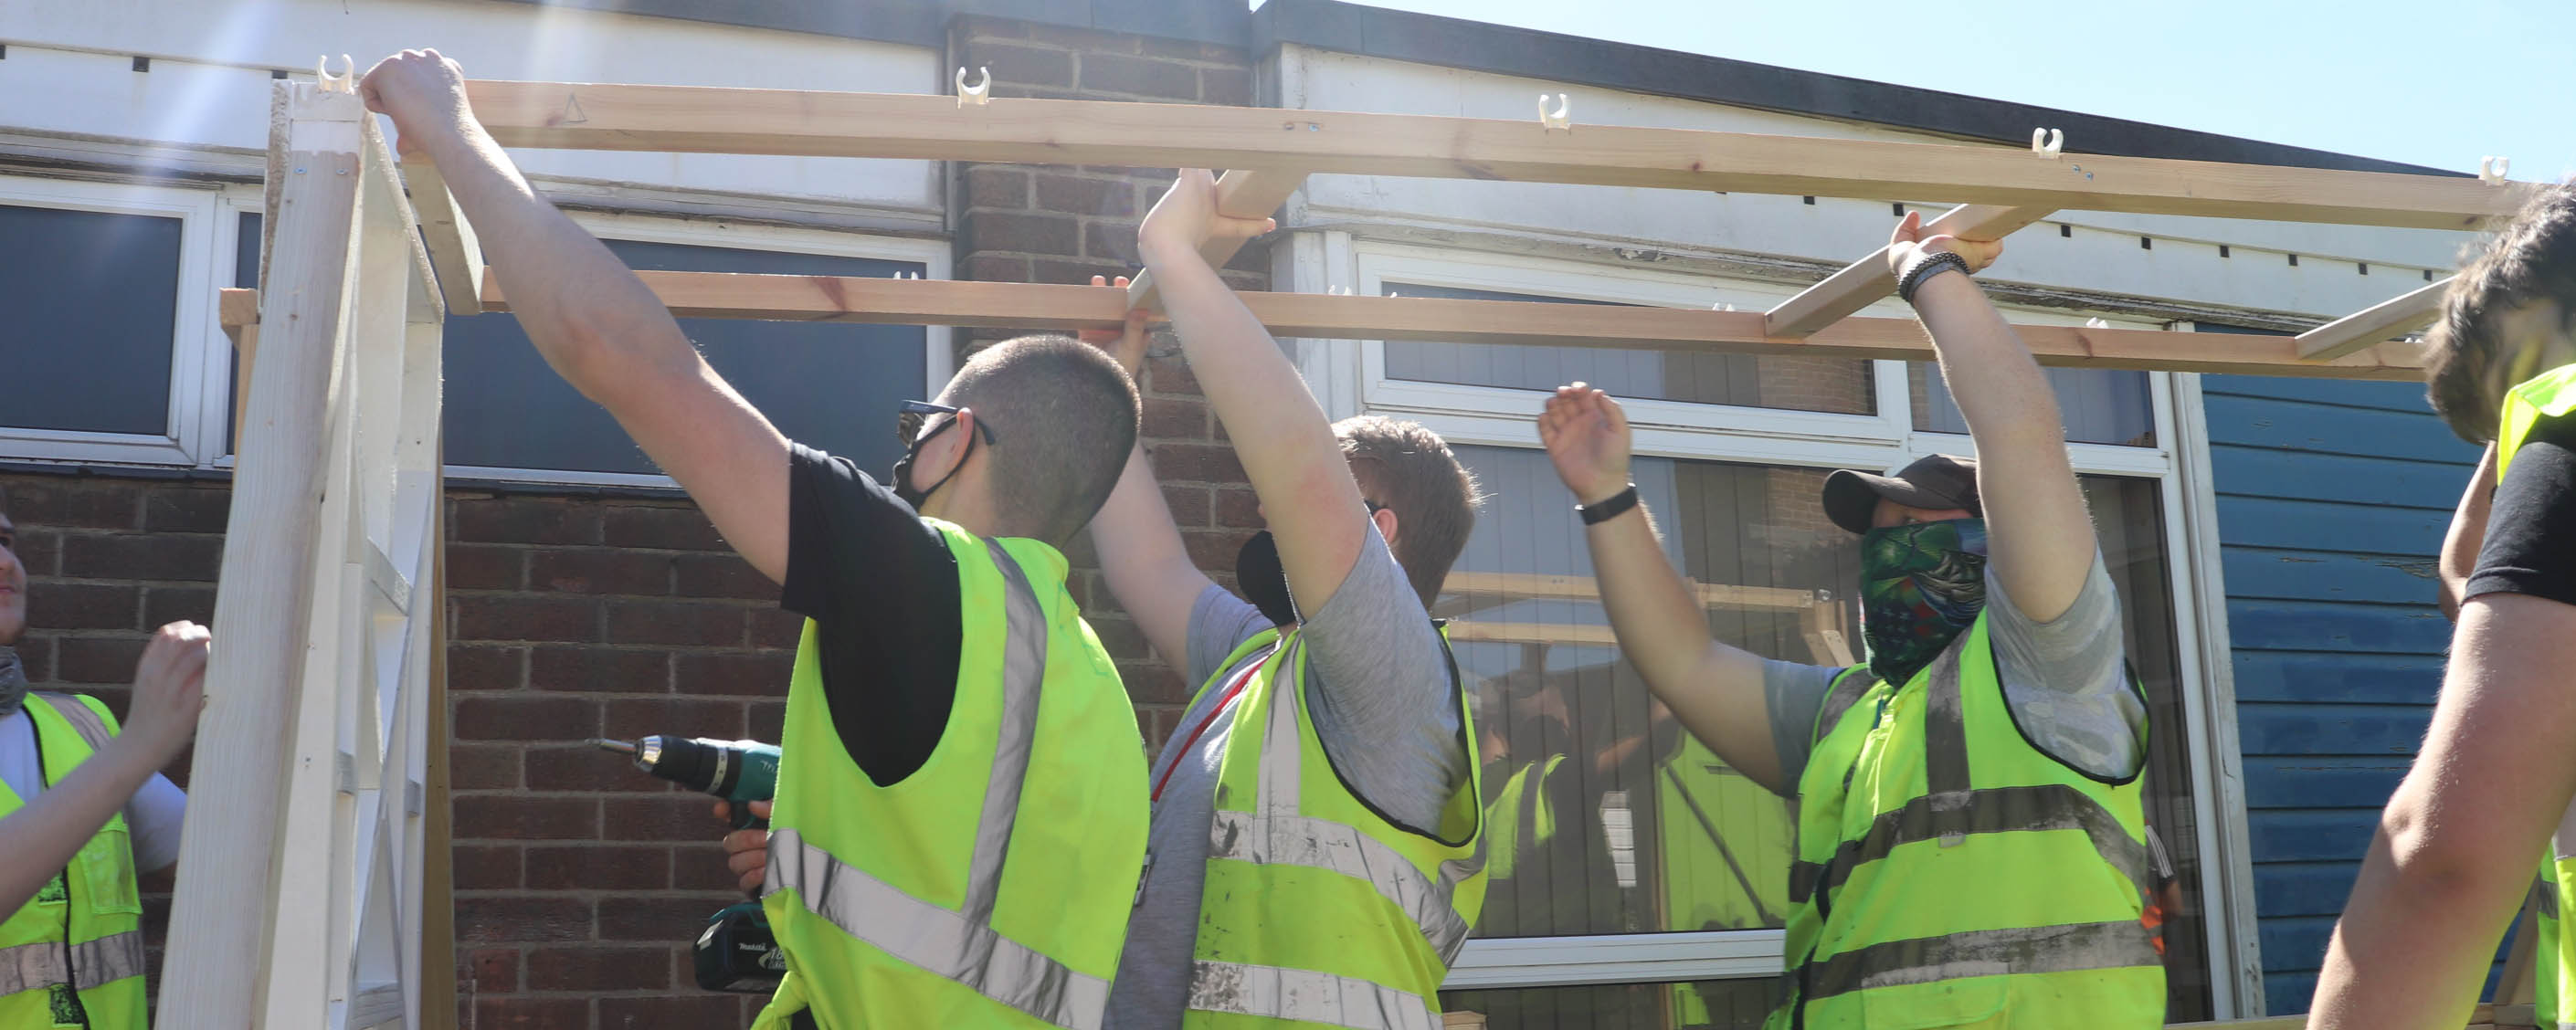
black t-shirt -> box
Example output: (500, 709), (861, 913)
(778, 443), (961, 786)
(2468, 413), (2576, 606)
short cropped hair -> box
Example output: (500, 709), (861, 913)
(2424, 181), (2576, 444)
(1335, 415), (1482, 608)
(942, 335), (1140, 545)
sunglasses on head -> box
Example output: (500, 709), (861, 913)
(895, 401), (1000, 447)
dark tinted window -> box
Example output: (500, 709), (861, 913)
(0, 204), (183, 436)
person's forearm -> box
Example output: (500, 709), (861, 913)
(2308, 830), (2517, 1028)
(0, 737), (166, 915)
(1086, 444), (1209, 664)
(1139, 235), (1368, 607)
(410, 126), (699, 407)
(1911, 272), (2096, 621)
(2439, 443), (2499, 620)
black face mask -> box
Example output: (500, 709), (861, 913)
(1235, 531), (1299, 626)
(890, 416), (975, 510)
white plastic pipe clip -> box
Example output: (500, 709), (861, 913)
(2084, 317), (2111, 329)
(316, 54), (356, 94)
(2482, 156), (2512, 184)
(1538, 93), (1572, 131)
(957, 67), (992, 108)
(2032, 128), (2065, 159)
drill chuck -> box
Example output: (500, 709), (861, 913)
(592, 735), (781, 827)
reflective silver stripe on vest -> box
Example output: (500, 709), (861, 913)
(1787, 783), (2155, 906)
(763, 541), (1105, 1029)
(1802, 920), (2161, 1002)
(1188, 959), (1439, 1030)
(0, 931), (144, 997)
(1922, 642), (1973, 844)
(2538, 875), (2560, 920)
(32, 695), (110, 752)
(1208, 809), (1474, 960)
(1214, 636), (1483, 964)
(1811, 667), (1874, 749)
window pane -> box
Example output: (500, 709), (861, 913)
(1908, 363), (2156, 447)
(0, 204), (182, 436)
(440, 239), (927, 477)
(2084, 474), (2210, 1022)
(1445, 446), (1855, 939)
(1383, 283), (1874, 415)
(1441, 978), (1779, 1030)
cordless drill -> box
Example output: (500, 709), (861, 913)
(593, 735), (787, 993)
(591, 735), (780, 828)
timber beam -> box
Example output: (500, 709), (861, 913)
(228, 275), (2426, 379)
(2296, 274), (2454, 361)
(1765, 205), (2055, 337)
(460, 80), (2525, 231)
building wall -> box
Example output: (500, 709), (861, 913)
(2201, 374), (2481, 1013)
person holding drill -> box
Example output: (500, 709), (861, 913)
(360, 49), (1148, 1030)
(2307, 183), (2576, 1027)
(0, 502), (205, 1029)
(1538, 212), (2162, 1027)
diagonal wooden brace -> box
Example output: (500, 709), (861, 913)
(1125, 169), (1305, 312)
(1765, 205), (2054, 338)
(2296, 275), (2453, 361)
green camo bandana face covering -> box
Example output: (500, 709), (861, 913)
(1857, 518), (1989, 686)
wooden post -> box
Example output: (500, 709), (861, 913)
(159, 79), (369, 1030)
(403, 153), (484, 316)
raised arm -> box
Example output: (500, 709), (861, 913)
(0, 623), (205, 915)
(1892, 214), (2096, 621)
(2308, 593), (2576, 1027)
(1080, 278), (1215, 667)
(1538, 387), (1787, 794)
(2438, 443), (2499, 621)
(1136, 172), (1371, 613)
(359, 50), (792, 582)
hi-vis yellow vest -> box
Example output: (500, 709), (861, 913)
(1769, 614), (2163, 1029)
(2495, 363), (2576, 1030)
(0, 694), (148, 1030)
(754, 522), (1148, 1030)
(1184, 627), (1485, 1030)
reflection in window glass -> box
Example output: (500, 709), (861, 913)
(1382, 282), (1874, 415)
(1908, 362), (2157, 447)
(1442, 978), (1779, 1030)
(0, 204), (183, 436)
(441, 239), (928, 477)
(1443, 446), (1855, 939)
(1439, 447), (2208, 1022)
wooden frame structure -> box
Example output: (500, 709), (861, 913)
(164, 77), (449, 1030)
(190, 70), (2543, 1029)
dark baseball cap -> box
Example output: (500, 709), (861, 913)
(1821, 454), (1981, 535)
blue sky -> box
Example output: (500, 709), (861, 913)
(1300, 0), (2571, 180)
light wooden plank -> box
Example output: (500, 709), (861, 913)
(220, 288), (260, 449)
(400, 153), (484, 316)
(1446, 621), (1617, 646)
(1444, 571), (1825, 611)
(1764, 205), (2053, 337)
(478, 273), (2425, 380)
(1126, 169), (1305, 311)
(159, 79), (369, 1030)
(2296, 274), (2454, 361)
(363, 541), (413, 615)
(463, 80), (2525, 230)
(417, 440), (456, 1030)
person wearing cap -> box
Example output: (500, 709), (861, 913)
(1536, 212), (2160, 1028)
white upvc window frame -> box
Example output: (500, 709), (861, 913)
(1281, 231), (2258, 1018)
(0, 173), (235, 467)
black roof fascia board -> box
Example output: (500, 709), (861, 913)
(480, 0), (1246, 49)
(1252, 0), (2453, 177)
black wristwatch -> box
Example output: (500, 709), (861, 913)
(1578, 485), (1641, 525)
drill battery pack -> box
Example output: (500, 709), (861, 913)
(695, 901), (787, 993)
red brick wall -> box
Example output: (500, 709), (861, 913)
(1, 16), (1271, 1030)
